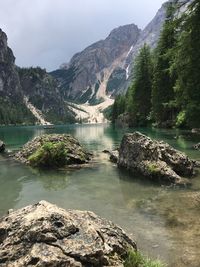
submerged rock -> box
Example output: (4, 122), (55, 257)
(0, 140), (5, 152)
(103, 149), (119, 163)
(191, 128), (200, 134)
(193, 143), (200, 151)
(118, 132), (194, 185)
(15, 134), (91, 168)
(0, 200), (136, 266)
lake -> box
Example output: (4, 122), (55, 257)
(0, 124), (200, 266)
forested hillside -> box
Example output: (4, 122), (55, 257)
(112, 0), (200, 129)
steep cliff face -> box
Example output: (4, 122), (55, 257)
(51, 24), (141, 103)
(0, 28), (76, 125)
(0, 29), (36, 125)
(18, 67), (75, 124)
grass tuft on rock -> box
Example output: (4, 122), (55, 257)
(124, 250), (166, 267)
(147, 163), (160, 175)
(28, 141), (67, 168)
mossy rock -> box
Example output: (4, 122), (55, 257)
(15, 134), (91, 168)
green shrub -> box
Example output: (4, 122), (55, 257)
(28, 142), (67, 168)
(176, 111), (186, 128)
(124, 250), (166, 267)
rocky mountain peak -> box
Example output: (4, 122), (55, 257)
(51, 24), (141, 103)
(0, 28), (15, 64)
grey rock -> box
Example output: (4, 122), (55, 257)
(110, 151), (119, 163)
(191, 128), (200, 134)
(15, 134), (91, 167)
(0, 140), (5, 152)
(118, 132), (194, 185)
(0, 200), (136, 266)
(0, 29), (27, 121)
(51, 24), (141, 102)
(103, 149), (119, 163)
(193, 143), (200, 151)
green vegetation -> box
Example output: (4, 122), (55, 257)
(28, 142), (67, 168)
(112, 94), (126, 123)
(49, 66), (78, 100)
(103, 105), (113, 121)
(147, 163), (160, 174)
(127, 44), (153, 126)
(18, 66), (76, 125)
(0, 97), (36, 125)
(173, 0), (200, 128)
(112, 1), (200, 129)
(124, 250), (166, 267)
(152, 2), (177, 126)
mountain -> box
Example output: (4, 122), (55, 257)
(50, 24), (141, 104)
(18, 67), (75, 124)
(51, 6), (166, 103)
(0, 28), (75, 125)
(0, 29), (36, 125)
(52, 0), (191, 104)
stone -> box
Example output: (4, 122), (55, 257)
(14, 134), (91, 167)
(193, 143), (200, 150)
(103, 149), (119, 163)
(0, 140), (5, 152)
(191, 128), (200, 134)
(0, 201), (136, 267)
(118, 132), (194, 185)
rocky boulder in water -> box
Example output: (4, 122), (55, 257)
(118, 132), (195, 185)
(0, 140), (5, 152)
(0, 200), (136, 266)
(15, 134), (91, 168)
(193, 143), (200, 151)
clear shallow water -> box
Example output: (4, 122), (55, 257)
(0, 124), (200, 266)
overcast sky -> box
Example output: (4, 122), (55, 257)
(0, 0), (166, 71)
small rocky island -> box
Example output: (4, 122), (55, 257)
(15, 134), (91, 168)
(117, 132), (195, 186)
(0, 201), (136, 266)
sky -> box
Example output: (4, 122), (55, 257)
(0, 0), (166, 71)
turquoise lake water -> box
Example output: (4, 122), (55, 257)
(0, 124), (200, 266)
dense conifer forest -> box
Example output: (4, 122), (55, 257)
(112, 0), (200, 129)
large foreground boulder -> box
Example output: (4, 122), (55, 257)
(0, 140), (5, 152)
(15, 134), (91, 168)
(118, 132), (195, 185)
(0, 201), (136, 266)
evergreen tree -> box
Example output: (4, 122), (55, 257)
(174, 0), (200, 128)
(152, 2), (178, 126)
(129, 44), (153, 126)
(111, 95), (126, 123)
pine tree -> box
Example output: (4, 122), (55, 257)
(111, 95), (126, 123)
(174, 0), (200, 128)
(129, 44), (153, 126)
(152, 2), (178, 127)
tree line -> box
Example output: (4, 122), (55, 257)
(112, 0), (200, 129)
